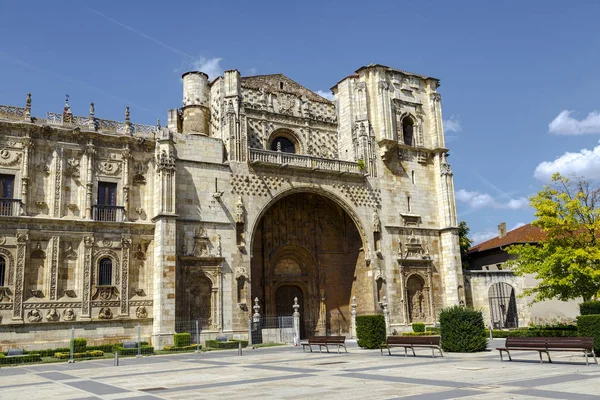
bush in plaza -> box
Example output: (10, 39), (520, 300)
(439, 306), (487, 353)
(204, 340), (248, 349)
(486, 328), (578, 338)
(163, 345), (200, 352)
(71, 338), (87, 353)
(0, 354), (42, 365)
(174, 333), (191, 347)
(115, 345), (154, 356)
(355, 315), (386, 349)
(577, 315), (600, 356)
(580, 301), (600, 316)
(412, 322), (425, 333)
(401, 331), (438, 336)
(425, 327), (441, 334)
(54, 350), (104, 360)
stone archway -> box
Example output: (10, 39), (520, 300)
(251, 192), (370, 336)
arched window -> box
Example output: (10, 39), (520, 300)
(271, 137), (295, 153)
(488, 282), (518, 329)
(402, 117), (414, 146)
(98, 258), (113, 286)
(0, 257), (5, 286)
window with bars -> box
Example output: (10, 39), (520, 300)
(0, 257), (5, 286)
(98, 258), (113, 286)
(0, 174), (15, 217)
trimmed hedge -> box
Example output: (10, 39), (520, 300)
(86, 344), (119, 353)
(163, 345), (200, 352)
(356, 315), (386, 349)
(205, 340), (248, 349)
(174, 333), (191, 347)
(402, 331), (438, 336)
(54, 350), (104, 360)
(440, 306), (488, 353)
(425, 327), (441, 334)
(0, 354), (42, 365)
(72, 338), (87, 353)
(115, 345), (154, 356)
(412, 322), (425, 333)
(577, 314), (600, 356)
(486, 327), (579, 338)
(580, 301), (600, 316)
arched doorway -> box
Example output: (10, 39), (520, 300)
(251, 192), (368, 336)
(489, 282), (518, 329)
(407, 274), (429, 322)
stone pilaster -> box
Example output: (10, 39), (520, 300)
(120, 234), (131, 316)
(122, 147), (131, 222)
(81, 235), (94, 320)
(49, 235), (60, 300)
(52, 148), (63, 218)
(20, 138), (32, 216)
(84, 142), (95, 219)
(12, 229), (28, 321)
(152, 217), (177, 348)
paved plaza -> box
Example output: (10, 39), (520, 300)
(1, 340), (599, 399)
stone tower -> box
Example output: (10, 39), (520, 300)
(181, 71), (210, 136)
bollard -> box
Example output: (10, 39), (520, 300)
(114, 351), (119, 366)
(195, 320), (200, 353)
(238, 340), (242, 356)
(137, 323), (142, 358)
(489, 326), (493, 341)
(69, 327), (75, 363)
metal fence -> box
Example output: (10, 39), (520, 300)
(250, 315), (294, 345)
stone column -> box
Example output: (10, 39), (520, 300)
(119, 234), (131, 317)
(84, 142), (95, 220)
(122, 147), (131, 222)
(350, 296), (357, 339)
(292, 297), (300, 343)
(20, 138), (32, 216)
(81, 235), (94, 320)
(152, 218), (177, 348)
(12, 230), (28, 321)
(52, 148), (63, 218)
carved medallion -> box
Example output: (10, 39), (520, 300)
(0, 235), (5, 246)
(0, 149), (22, 166)
(27, 309), (42, 322)
(135, 306), (148, 319)
(45, 309), (59, 322)
(98, 307), (113, 319)
(63, 308), (76, 321)
(97, 161), (121, 175)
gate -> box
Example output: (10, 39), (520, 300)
(250, 315), (294, 345)
(488, 282), (518, 329)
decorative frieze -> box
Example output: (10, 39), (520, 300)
(12, 230), (27, 320)
(49, 236), (59, 300)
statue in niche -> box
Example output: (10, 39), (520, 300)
(215, 234), (222, 257)
(372, 211), (381, 233)
(235, 196), (245, 224)
(411, 289), (424, 320)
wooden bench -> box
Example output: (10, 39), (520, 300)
(497, 337), (598, 365)
(6, 349), (24, 357)
(301, 336), (347, 353)
(380, 336), (443, 358)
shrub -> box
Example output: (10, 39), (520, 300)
(0, 354), (41, 365)
(71, 338), (87, 353)
(174, 333), (191, 347)
(163, 345), (200, 352)
(402, 331), (438, 336)
(205, 340), (248, 349)
(35, 347), (70, 357)
(425, 327), (441, 334)
(580, 301), (600, 316)
(439, 306), (488, 353)
(356, 315), (386, 349)
(86, 344), (119, 353)
(577, 314), (600, 356)
(115, 346), (154, 356)
(54, 351), (104, 360)
(486, 328), (579, 338)
(412, 322), (425, 333)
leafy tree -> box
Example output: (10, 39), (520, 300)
(458, 220), (473, 269)
(506, 173), (600, 302)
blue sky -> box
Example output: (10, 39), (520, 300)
(1, 0), (600, 244)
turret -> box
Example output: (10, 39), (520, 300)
(181, 71), (210, 135)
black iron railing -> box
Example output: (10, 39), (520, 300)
(0, 198), (22, 216)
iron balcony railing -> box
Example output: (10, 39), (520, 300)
(249, 148), (362, 175)
(0, 198), (22, 217)
(93, 205), (125, 222)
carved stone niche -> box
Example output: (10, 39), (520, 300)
(400, 213), (421, 227)
(397, 233), (431, 261)
(91, 285), (120, 301)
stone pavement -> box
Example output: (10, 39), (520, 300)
(1, 340), (599, 399)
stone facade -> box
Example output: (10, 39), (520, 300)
(0, 64), (464, 349)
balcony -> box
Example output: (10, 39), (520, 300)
(0, 198), (22, 216)
(248, 148), (363, 176)
(93, 205), (125, 222)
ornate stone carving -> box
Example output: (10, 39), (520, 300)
(156, 150), (176, 171)
(92, 286), (118, 301)
(64, 245), (78, 260)
(35, 154), (51, 174)
(133, 162), (148, 184)
(46, 308), (59, 322)
(0, 287), (12, 302)
(13, 230), (27, 319)
(372, 210), (381, 233)
(97, 160), (121, 175)
(66, 156), (81, 176)
(440, 153), (453, 176)
(235, 196), (245, 224)
(67, 203), (78, 212)
(0, 235), (5, 245)
(98, 307), (113, 319)
(27, 309), (42, 322)
(63, 308), (76, 321)
(30, 289), (44, 298)
(82, 235), (94, 318)
(102, 239), (112, 248)
(397, 233), (431, 260)
(134, 244), (146, 260)
(0, 149), (22, 166)
(135, 306), (148, 319)
(50, 236), (59, 300)
(215, 234), (222, 257)
(120, 234), (131, 315)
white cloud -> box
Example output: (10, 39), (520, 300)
(534, 141), (600, 181)
(548, 110), (600, 135)
(472, 230), (497, 244)
(443, 115), (461, 133)
(456, 189), (528, 210)
(191, 57), (223, 80)
(316, 90), (334, 101)
(471, 222), (526, 245)
(247, 67), (258, 76)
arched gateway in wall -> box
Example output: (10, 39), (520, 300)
(250, 191), (373, 337)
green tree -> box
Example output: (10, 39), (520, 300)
(506, 173), (600, 302)
(458, 220), (473, 269)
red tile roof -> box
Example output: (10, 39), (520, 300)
(468, 223), (545, 254)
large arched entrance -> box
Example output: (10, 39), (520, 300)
(251, 192), (370, 337)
